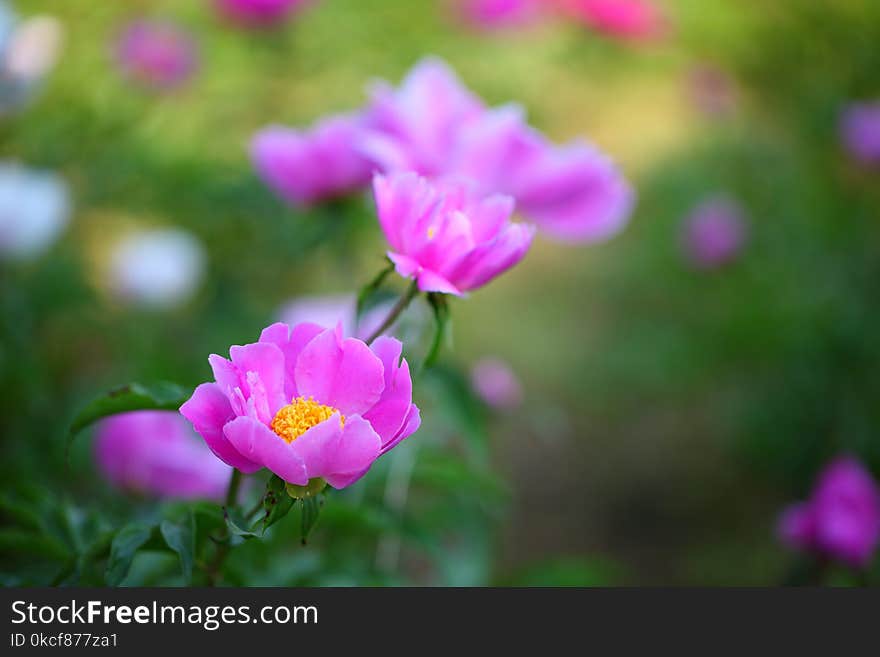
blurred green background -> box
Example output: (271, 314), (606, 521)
(1, 0), (879, 585)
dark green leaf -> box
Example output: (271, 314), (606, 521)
(105, 524), (155, 586)
(300, 496), (321, 544)
(224, 508), (259, 540)
(160, 512), (195, 583)
(69, 382), (192, 438)
(262, 475), (295, 533)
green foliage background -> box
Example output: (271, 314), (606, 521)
(1, 0), (879, 585)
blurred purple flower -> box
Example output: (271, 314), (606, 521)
(374, 171), (534, 295)
(215, 0), (312, 28)
(95, 411), (231, 500)
(360, 58), (634, 244)
(454, 0), (541, 31)
(681, 196), (747, 269)
(115, 20), (198, 90)
(251, 114), (373, 207)
(840, 102), (880, 167)
(778, 456), (880, 569)
(471, 357), (523, 408)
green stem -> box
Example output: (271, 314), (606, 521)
(364, 278), (420, 345)
(224, 469), (242, 508)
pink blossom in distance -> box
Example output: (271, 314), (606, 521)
(115, 21), (198, 90)
(94, 411), (231, 500)
(471, 357), (523, 408)
(681, 196), (747, 269)
(215, 0), (312, 28)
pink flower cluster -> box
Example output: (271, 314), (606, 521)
(778, 457), (880, 569)
(251, 57), (634, 245)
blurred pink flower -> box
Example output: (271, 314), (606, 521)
(840, 101), (880, 167)
(115, 20), (198, 90)
(454, 0), (541, 30)
(778, 456), (880, 569)
(471, 357), (523, 408)
(455, 105), (634, 242)
(361, 58), (634, 244)
(277, 293), (394, 341)
(94, 411), (231, 500)
(180, 322), (420, 489)
(373, 172), (534, 295)
(561, 0), (666, 41)
(251, 115), (373, 207)
(681, 196), (747, 269)
(215, 0), (312, 28)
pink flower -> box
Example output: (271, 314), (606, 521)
(778, 457), (880, 569)
(94, 411), (231, 500)
(115, 21), (198, 90)
(180, 322), (421, 489)
(687, 64), (738, 119)
(215, 0), (312, 28)
(454, 0), (541, 30)
(251, 114), (373, 207)
(360, 58), (484, 177)
(840, 101), (880, 167)
(561, 0), (666, 41)
(681, 196), (747, 269)
(361, 58), (634, 244)
(373, 172), (534, 295)
(455, 106), (634, 242)
(471, 358), (522, 408)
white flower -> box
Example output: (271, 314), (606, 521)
(109, 228), (206, 309)
(0, 161), (70, 260)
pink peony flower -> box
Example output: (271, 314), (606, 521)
(471, 357), (523, 408)
(840, 102), (880, 167)
(359, 58), (484, 178)
(94, 411), (232, 500)
(115, 20), (198, 90)
(454, 0), (541, 30)
(681, 196), (747, 269)
(215, 0), (311, 28)
(455, 105), (634, 242)
(360, 58), (633, 244)
(251, 114), (373, 207)
(561, 0), (666, 41)
(180, 322), (421, 489)
(373, 172), (534, 295)
(778, 457), (880, 569)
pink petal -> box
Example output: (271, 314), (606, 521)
(362, 336), (413, 445)
(180, 383), (262, 473)
(223, 415), (308, 484)
(259, 321), (325, 401)
(292, 415), (381, 486)
(380, 403), (421, 456)
(294, 327), (385, 415)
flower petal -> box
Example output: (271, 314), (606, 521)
(362, 336), (413, 445)
(259, 321), (326, 401)
(294, 327), (385, 415)
(380, 403), (421, 456)
(180, 383), (262, 473)
(292, 415), (381, 487)
(223, 416), (307, 485)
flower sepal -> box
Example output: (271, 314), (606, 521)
(285, 477), (327, 500)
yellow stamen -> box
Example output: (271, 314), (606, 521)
(427, 226), (436, 239)
(270, 396), (343, 443)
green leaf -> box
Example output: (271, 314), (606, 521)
(285, 477), (327, 499)
(223, 508), (259, 540)
(160, 512), (195, 583)
(300, 496), (321, 544)
(105, 524), (154, 586)
(262, 475), (296, 533)
(424, 293), (451, 369)
(69, 382), (192, 438)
